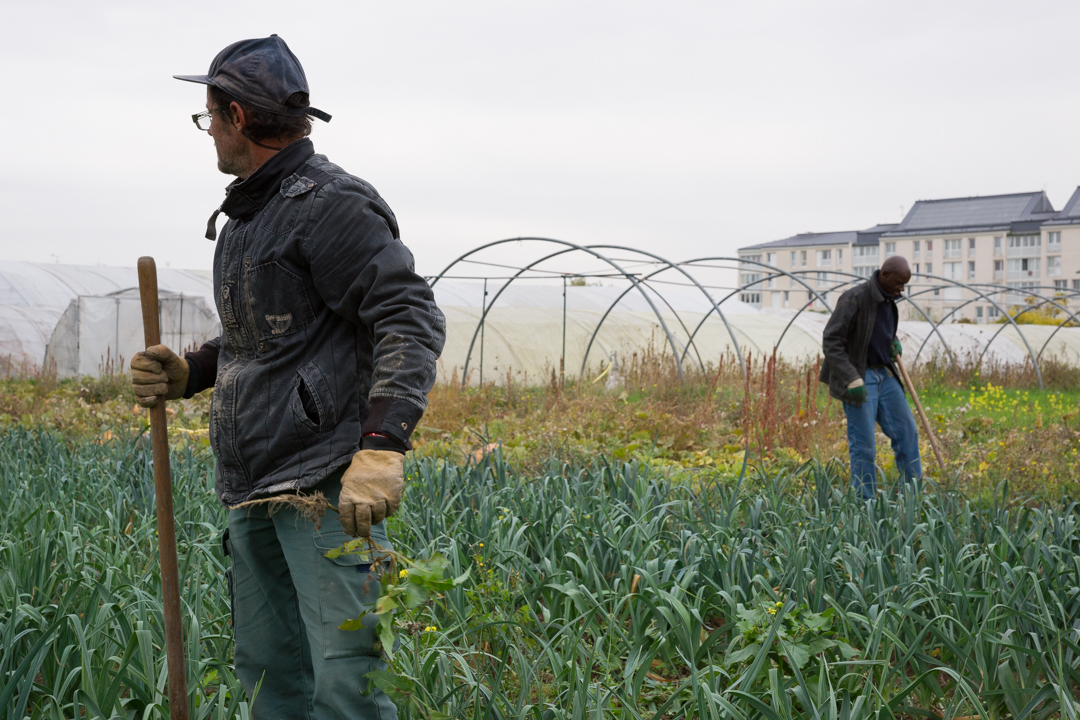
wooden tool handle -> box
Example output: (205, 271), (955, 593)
(137, 256), (190, 719)
(896, 356), (947, 479)
(137, 257), (162, 347)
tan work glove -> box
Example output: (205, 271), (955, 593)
(130, 345), (189, 408)
(339, 450), (404, 538)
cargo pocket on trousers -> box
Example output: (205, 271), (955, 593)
(313, 531), (386, 659)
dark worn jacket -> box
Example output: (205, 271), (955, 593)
(819, 275), (898, 406)
(185, 139), (446, 505)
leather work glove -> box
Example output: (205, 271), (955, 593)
(130, 345), (189, 408)
(339, 450), (404, 538)
(890, 340), (903, 360)
(846, 377), (867, 403)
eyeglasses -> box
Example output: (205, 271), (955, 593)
(191, 107), (230, 132)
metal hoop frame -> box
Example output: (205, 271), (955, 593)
(429, 241), (1080, 387)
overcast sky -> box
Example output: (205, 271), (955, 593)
(2, 1), (1079, 277)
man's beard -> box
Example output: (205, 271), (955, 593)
(215, 134), (248, 177)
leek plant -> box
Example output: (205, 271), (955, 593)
(1, 428), (1077, 719)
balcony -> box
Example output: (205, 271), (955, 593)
(1006, 270), (1040, 281)
(1007, 245), (1040, 258)
(943, 248), (962, 259)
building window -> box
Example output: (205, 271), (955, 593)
(816, 271), (832, 286)
(944, 239), (961, 258)
(968, 261), (975, 280)
(988, 305), (1000, 318)
(927, 240), (933, 252)
(1074, 279), (1080, 291)
(968, 237), (976, 252)
(976, 306), (984, 323)
(1006, 281), (1039, 305)
(913, 263), (920, 274)
(1048, 255), (1062, 276)
(994, 259), (1003, 279)
(743, 254), (762, 263)
(1055, 280), (1068, 289)
(790, 251), (796, 267)
(853, 245), (879, 276)
(801, 251), (807, 267)
(885, 242), (896, 257)
(817, 249), (832, 267)
(741, 272), (763, 285)
(783, 290), (790, 307)
(925, 262), (933, 274)
(933, 287), (940, 296)
(1049, 231), (1061, 249)
(913, 241), (921, 258)
(1007, 234), (1040, 257)
(1007, 258), (1040, 279)
(740, 293), (761, 305)
(766, 252), (776, 266)
(837, 248), (843, 264)
(945, 262), (961, 280)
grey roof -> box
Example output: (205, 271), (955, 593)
(1045, 187), (1080, 225)
(884, 192), (1054, 236)
(739, 230), (858, 253)
(855, 223), (898, 245)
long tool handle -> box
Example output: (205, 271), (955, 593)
(137, 256), (189, 720)
(895, 356), (947, 478)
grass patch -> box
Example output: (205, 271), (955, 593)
(4, 347), (1080, 497)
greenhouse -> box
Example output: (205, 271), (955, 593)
(3, 243), (1080, 384)
(0, 261), (218, 377)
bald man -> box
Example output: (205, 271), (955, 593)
(820, 256), (922, 498)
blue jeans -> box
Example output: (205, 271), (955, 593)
(843, 367), (922, 499)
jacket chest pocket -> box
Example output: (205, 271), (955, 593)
(244, 262), (316, 341)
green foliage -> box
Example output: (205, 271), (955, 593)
(327, 547), (469, 660)
(724, 598), (858, 677)
(2, 429), (1080, 718)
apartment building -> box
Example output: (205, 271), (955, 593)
(738, 189), (1080, 322)
(738, 225), (895, 312)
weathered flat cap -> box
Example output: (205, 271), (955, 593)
(174, 34), (330, 122)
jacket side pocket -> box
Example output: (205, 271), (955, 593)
(289, 361), (337, 433)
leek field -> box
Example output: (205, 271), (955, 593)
(2, 426), (1079, 719)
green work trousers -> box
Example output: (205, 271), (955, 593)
(224, 470), (398, 719)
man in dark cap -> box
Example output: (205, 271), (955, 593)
(130, 35), (444, 718)
(820, 256), (921, 498)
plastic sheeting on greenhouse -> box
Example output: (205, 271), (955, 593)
(433, 280), (767, 384)
(0, 305), (64, 376)
(0, 262), (219, 377)
(44, 289), (219, 378)
(431, 281), (1080, 384)
(5, 262), (1080, 382)
(0, 261), (214, 308)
